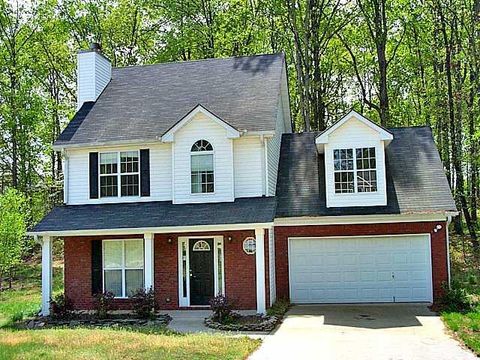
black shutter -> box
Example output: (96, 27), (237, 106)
(89, 152), (99, 199)
(91, 240), (103, 295)
(140, 149), (150, 197)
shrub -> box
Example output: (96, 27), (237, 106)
(209, 295), (233, 323)
(131, 287), (156, 319)
(267, 298), (290, 317)
(442, 282), (477, 312)
(93, 291), (114, 319)
(50, 294), (73, 319)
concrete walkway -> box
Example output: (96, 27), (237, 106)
(165, 309), (263, 336)
(250, 304), (477, 360)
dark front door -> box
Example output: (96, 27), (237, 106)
(189, 238), (214, 305)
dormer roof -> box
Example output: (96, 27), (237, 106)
(161, 104), (240, 142)
(315, 110), (393, 147)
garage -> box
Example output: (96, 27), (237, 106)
(288, 235), (433, 303)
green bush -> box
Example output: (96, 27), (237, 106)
(50, 294), (73, 319)
(131, 287), (156, 319)
(442, 282), (478, 312)
(93, 291), (114, 319)
(267, 299), (290, 317)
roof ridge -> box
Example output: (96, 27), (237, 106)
(113, 53), (285, 70)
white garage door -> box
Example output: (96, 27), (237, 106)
(289, 235), (433, 303)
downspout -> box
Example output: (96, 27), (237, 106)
(446, 215), (452, 288)
(264, 137), (269, 196)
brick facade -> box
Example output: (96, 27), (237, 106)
(64, 221), (448, 310)
(64, 230), (263, 311)
(274, 221), (449, 303)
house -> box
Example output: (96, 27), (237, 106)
(30, 44), (457, 316)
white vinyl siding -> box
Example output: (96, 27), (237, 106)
(173, 112), (234, 204)
(233, 136), (263, 198)
(66, 143), (172, 205)
(266, 97), (286, 196)
(325, 117), (387, 207)
(77, 51), (111, 109)
(289, 235), (433, 304)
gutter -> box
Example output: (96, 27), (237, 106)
(27, 222), (274, 238)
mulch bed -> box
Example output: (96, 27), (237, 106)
(204, 313), (280, 332)
(22, 313), (172, 330)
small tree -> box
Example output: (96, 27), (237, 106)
(0, 189), (27, 290)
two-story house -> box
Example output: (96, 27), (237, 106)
(30, 44), (457, 316)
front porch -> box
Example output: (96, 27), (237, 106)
(37, 226), (274, 316)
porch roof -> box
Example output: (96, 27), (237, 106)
(30, 197), (276, 236)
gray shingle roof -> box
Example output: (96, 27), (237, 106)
(56, 53), (285, 147)
(31, 197), (276, 233)
(275, 127), (457, 217)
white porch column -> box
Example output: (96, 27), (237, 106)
(41, 236), (52, 316)
(255, 228), (266, 314)
(144, 233), (154, 290)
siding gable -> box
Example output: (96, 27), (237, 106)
(172, 111), (234, 204)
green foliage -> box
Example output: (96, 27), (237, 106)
(131, 287), (156, 319)
(267, 299), (290, 317)
(50, 294), (73, 319)
(0, 189), (27, 287)
(93, 291), (115, 319)
(441, 282), (479, 312)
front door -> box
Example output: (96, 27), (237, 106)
(189, 238), (214, 305)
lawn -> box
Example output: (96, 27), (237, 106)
(441, 234), (480, 356)
(0, 257), (260, 360)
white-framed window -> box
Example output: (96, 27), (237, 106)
(190, 140), (214, 194)
(103, 239), (144, 298)
(99, 151), (140, 198)
(243, 237), (256, 255)
(334, 147), (377, 194)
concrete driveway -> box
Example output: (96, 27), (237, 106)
(250, 304), (477, 360)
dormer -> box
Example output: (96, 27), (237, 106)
(316, 110), (393, 208)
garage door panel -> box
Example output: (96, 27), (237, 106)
(289, 235), (432, 304)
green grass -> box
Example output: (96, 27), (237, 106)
(441, 234), (480, 355)
(0, 258), (260, 359)
(442, 311), (480, 355)
(0, 328), (260, 360)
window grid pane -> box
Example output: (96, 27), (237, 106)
(120, 151), (139, 173)
(104, 270), (122, 297)
(121, 174), (139, 196)
(100, 153), (118, 175)
(100, 175), (118, 197)
(356, 147), (377, 192)
(103, 240), (145, 298)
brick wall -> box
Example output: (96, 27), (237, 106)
(274, 221), (448, 303)
(64, 230), (263, 311)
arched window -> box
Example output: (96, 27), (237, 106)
(192, 240), (211, 251)
(191, 140), (214, 193)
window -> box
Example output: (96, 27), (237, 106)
(334, 147), (377, 194)
(356, 147), (377, 192)
(243, 237), (256, 255)
(191, 140), (214, 194)
(99, 151), (139, 198)
(333, 149), (354, 193)
(103, 239), (144, 297)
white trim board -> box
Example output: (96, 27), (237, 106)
(274, 213), (448, 226)
(27, 222), (274, 237)
(162, 105), (240, 142)
(316, 110), (393, 145)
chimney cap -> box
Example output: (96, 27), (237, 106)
(89, 42), (101, 51)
